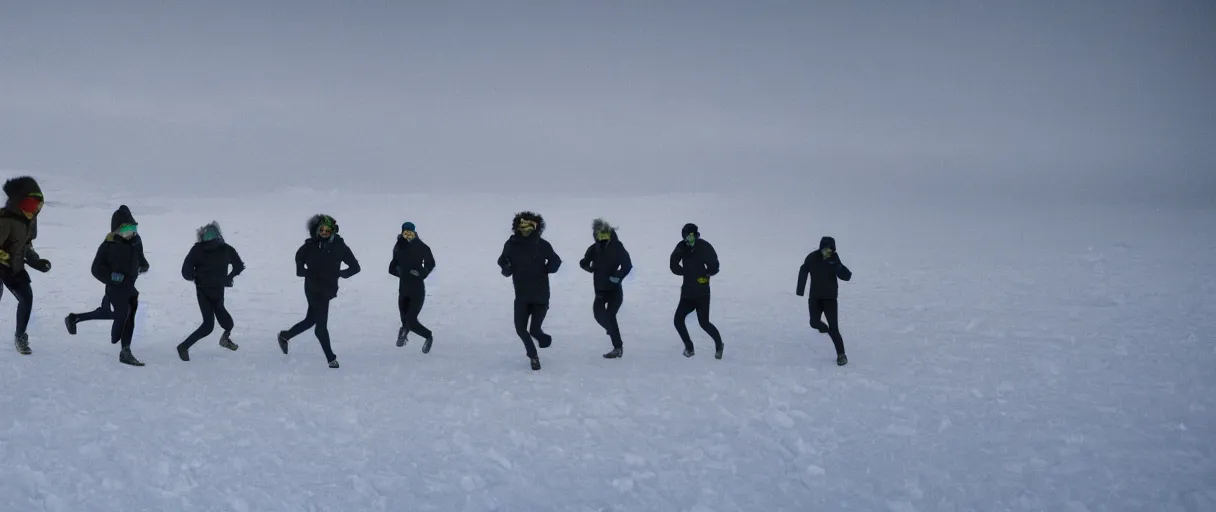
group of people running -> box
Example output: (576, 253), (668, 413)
(0, 175), (854, 371)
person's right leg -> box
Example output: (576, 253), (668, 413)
(673, 297), (697, 353)
(513, 299), (538, 359)
(405, 292), (432, 339)
(180, 288), (217, 350)
(809, 299), (830, 333)
(284, 294), (318, 338)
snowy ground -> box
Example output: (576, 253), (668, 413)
(1, 175), (1213, 511)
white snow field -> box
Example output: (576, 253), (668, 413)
(0, 174), (1213, 511)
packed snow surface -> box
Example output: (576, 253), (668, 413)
(1, 180), (1213, 511)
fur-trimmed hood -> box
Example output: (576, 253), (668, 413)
(3, 176), (41, 200)
(3, 176), (42, 214)
(511, 211), (545, 236)
(307, 214), (339, 238)
(591, 217), (619, 242)
(196, 221), (223, 243)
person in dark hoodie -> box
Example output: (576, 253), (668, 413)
(497, 211), (561, 371)
(65, 205), (149, 335)
(796, 236), (853, 365)
(578, 218), (632, 359)
(670, 222), (724, 359)
(388, 221), (435, 353)
(89, 206), (147, 365)
(0, 176), (50, 355)
(176, 221), (245, 361)
(277, 214), (360, 368)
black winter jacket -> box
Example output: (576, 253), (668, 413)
(182, 223), (245, 290)
(497, 212), (561, 304)
(579, 229), (632, 292)
(388, 236), (435, 296)
(796, 236), (852, 299)
(670, 239), (719, 297)
(91, 233), (146, 296)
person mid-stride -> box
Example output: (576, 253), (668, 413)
(389, 221), (435, 353)
(497, 211), (561, 371)
(65, 205), (149, 336)
(177, 221), (245, 361)
(89, 208), (147, 366)
(0, 176), (51, 355)
(578, 218), (632, 359)
(670, 223), (724, 359)
(278, 214), (360, 368)
(796, 236), (853, 366)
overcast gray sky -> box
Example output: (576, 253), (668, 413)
(2, 0), (1213, 199)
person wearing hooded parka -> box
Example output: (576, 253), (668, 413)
(277, 214), (360, 368)
(796, 236), (853, 366)
(176, 221), (246, 361)
(389, 221), (436, 353)
(0, 176), (51, 355)
(65, 205), (149, 335)
(578, 218), (632, 358)
(89, 205), (148, 366)
(497, 211), (561, 371)
(670, 222), (724, 359)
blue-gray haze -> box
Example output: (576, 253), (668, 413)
(2, 1), (1213, 204)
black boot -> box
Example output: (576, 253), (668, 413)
(603, 347), (622, 359)
(14, 333), (30, 355)
(328, 358), (340, 369)
(715, 346), (723, 360)
(176, 343), (189, 361)
(277, 331), (290, 354)
(219, 331), (238, 351)
(65, 314), (78, 335)
(837, 353), (847, 366)
(396, 327), (407, 347)
(530, 357), (541, 371)
(421, 335), (433, 354)
(120, 347), (144, 366)
(683, 348), (694, 357)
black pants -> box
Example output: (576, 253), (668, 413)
(809, 298), (845, 355)
(285, 290), (335, 362)
(109, 291), (138, 348)
(0, 271), (33, 335)
(513, 299), (550, 359)
(180, 287), (234, 349)
(74, 296), (114, 322)
(674, 294), (722, 352)
(593, 289), (623, 349)
(398, 292), (432, 339)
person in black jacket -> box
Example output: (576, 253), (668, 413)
(670, 222), (724, 359)
(65, 205), (149, 335)
(277, 214), (360, 368)
(0, 176), (50, 355)
(389, 221), (435, 353)
(89, 208), (147, 366)
(796, 236), (853, 365)
(176, 221), (245, 361)
(497, 211), (561, 371)
(578, 218), (632, 359)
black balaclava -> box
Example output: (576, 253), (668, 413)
(681, 223), (699, 246)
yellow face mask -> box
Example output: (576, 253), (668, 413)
(595, 231), (611, 241)
(402, 230), (416, 241)
(518, 220), (536, 236)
